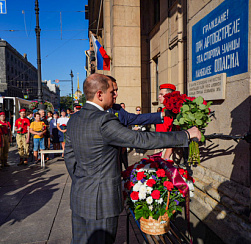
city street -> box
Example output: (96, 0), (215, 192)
(0, 146), (145, 244)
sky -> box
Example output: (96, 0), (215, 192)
(0, 0), (89, 96)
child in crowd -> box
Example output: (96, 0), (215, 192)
(29, 113), (47, 163)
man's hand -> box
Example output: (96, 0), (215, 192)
(187, 127), (201, 141)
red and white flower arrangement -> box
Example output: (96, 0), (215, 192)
(122, 157), (195, 221)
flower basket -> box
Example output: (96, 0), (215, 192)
(140, 191), (171, 235)
(122, 154), (195, 236)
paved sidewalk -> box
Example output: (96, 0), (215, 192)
(0, 147), (146, 244)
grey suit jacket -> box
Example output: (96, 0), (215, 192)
(64, 103), (188, 220)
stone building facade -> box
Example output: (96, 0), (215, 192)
(0, 39), (38, 100)
(86, 1), (251, 243)
(42, 80), (60, 109)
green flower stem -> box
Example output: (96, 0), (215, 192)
(188, 141), (201, 165)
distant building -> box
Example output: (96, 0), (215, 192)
(74, 74), (82, 101)
(0, 39), (38, 100)
(42, 80), (60, 109)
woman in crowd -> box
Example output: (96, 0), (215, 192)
(57, 110), (69, 157)
(66, 108), (72, 118)
(50, 112), (60, 154)
(132, 106), (146, 157)
(47, 111), (53, 150)
(47, 111), (53, 123)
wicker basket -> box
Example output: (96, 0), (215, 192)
(140, 213), (170, 235)
(140, 191), (171, 235)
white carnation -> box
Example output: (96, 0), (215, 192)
(149, 205), (153, 211)
(139, 192), (146, 200)
(156, 198), (163, 204)
(146, 196), (153, 204)
(133, 182), (142, 192)
(139, 185), (147, 194)
(146, 187), (153, 194)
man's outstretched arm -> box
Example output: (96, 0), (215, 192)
(113, 104), (162, 126)
(101, 113), (201, 150)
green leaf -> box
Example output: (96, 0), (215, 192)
(135, 211), (143, 220)
(195, 112), (203, 120)
(176, 114), (182, 120)
(207, 101), (213, 107)
(199, 104), (207, 110)
(201, 133), (205, 142)
(195, 119), (203, 125)
(153, 213), (160, 220)
(182, 104), (189, 112)
(173, 119), (180, 126)
(179, 118), (185, 125)
(188, 113), (195, 121)
(194, 96), (204, 105)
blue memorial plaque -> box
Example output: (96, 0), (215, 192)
(192, 0), (249, 81)
(0, 0), (7, 14)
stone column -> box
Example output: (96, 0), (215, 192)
(110, 0), (141, 113)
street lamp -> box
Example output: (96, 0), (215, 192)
(70, 70), (74, 110)
(35, 0), (45, 109)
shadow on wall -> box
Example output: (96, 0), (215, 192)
(187, 96), (251, 243)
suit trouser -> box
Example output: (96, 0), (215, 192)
(71, 211), (118, 244)
(0, 135), (10, 163)
(16, 133), (29, 159)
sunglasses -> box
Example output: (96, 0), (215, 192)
(136, 109), (141, 111)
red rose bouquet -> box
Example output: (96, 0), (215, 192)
(164, 92), (212, 165)
(163, 91), (188, 116)
(122, 157), (195, 221)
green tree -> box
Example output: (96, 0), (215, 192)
(79, 94), (86, 105)
(60, 95), (73, 110)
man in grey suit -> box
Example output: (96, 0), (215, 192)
(64, 74), (201, 244)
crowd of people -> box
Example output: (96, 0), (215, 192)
(0, 104), (82, 168)
(0, 73), (202, 243)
